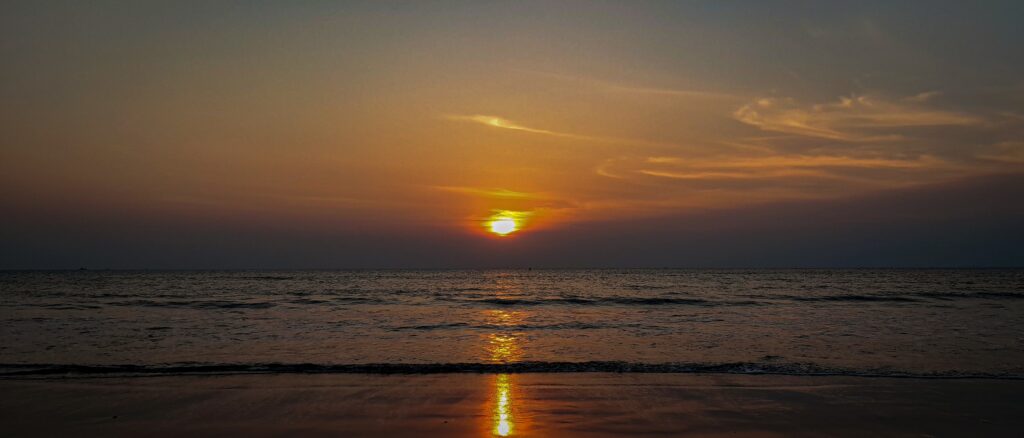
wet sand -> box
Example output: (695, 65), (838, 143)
(1, 373), (1021, 437)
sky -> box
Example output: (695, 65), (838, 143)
(2, 1), (1023, 268)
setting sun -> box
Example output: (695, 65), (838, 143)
(1, 3), (1022, 437)
(489, 218), (517, 236)
(486, 211), (531, 236)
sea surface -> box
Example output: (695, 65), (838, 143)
(1, 269), (1023, 378)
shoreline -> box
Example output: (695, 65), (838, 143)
(4, 361), (1022, 380)
(4, 371), (1024, 381)
(2, 373), (1021, 437)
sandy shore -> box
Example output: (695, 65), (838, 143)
(1, 373), (1021, 437)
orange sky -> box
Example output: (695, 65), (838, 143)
(2, 2), (1023, 267)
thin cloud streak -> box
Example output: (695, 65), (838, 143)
(734, 95), (986, 141)
(644, 155), (946, 170)
(433, 186), (535, 199)
(518, 69), (742, 101)
(443, 114), (682, 148)
(633, 154), (953, 183)
(638, 168), (830, 180)
(442, 115), (563, 136)
(594, 152), (969, 207)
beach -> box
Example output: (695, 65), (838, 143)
(3, 270), (1022, 436)
(5, 2), (1024, 436)
(2, 373), (1022, 437)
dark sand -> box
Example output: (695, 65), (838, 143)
(1, 373), (1021, 437)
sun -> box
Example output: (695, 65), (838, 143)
(485, 210), (531, 237)
(489, 218), (517, 236)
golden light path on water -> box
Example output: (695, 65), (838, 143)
(485, 308), (525, 436)
(493, 374), (514, 436)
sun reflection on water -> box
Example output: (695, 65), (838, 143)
(493, 374), (514, 436)
(483, 307), (525, 436)
(484, 309), (525, 363)
(487, 333), (522, 363)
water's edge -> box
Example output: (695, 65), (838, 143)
(2, 362), (1021, 380)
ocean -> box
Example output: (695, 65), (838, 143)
(2, 269), (1022, 378)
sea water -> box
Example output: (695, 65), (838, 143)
(1, 269), (1022, 377)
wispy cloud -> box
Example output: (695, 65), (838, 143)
(442, 115), (565, 136)
(978, 141), (1024, 164)
(443, 114), (679, 148)
(521, 70), (740, 101)
(904, 91), (942, 103)
(598, 82), (738, 101)
(433, 185), (579, 217)
(451, 89), (1020, 223)
(638, 154), (955, 183)
(734, 94), (985, 141)
(638, 168), (830, 180)
(594, 152), (967, 202)
(433, 186), (535, 199)
(644, 154), (944, 170)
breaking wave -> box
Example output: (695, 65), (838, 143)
(463, 297), (760, 306)
(2, 361), (1021, 379)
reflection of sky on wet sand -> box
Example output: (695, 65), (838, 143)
(492, 374), (515, 436)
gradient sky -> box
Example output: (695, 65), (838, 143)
(2, 1), (1023, 268)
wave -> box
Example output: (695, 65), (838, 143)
(2, 361), (1020, 379)
(912, 291), (1024, 300)
(464, 297), (759, 306)
(389, 322), (647, 331)
(104, 296), (389, 309)
(107, 300), (278, 309)
(783, 294), (921, 303)
(769, 292), (1024, 303)
(623, 284), (676, 290)
(233, 276), (296, 281)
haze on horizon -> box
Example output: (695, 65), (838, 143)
(2, 1), (1023, 269)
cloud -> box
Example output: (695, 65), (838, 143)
(638, 168), (829, 181)
(519, 70), (740, 101)
(636, 153), (955, 182)
(904, 91), (942, 103)
(433, 185), (578, 213)
(568, 90), (1023, 218)
(443, 113), (680, 148)
(979, 141), (1024, 164)
(587, 151), (970, 212)
(644, 154), (944, 170)
(442, 115), (563, 136)
(433, 186), (535, 199)
(445, 91), (1022, 224)
(734, 94), (986, 141)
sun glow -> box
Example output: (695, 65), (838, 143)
(486, 210), (530, 236)
(490, 218), (517, 235)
